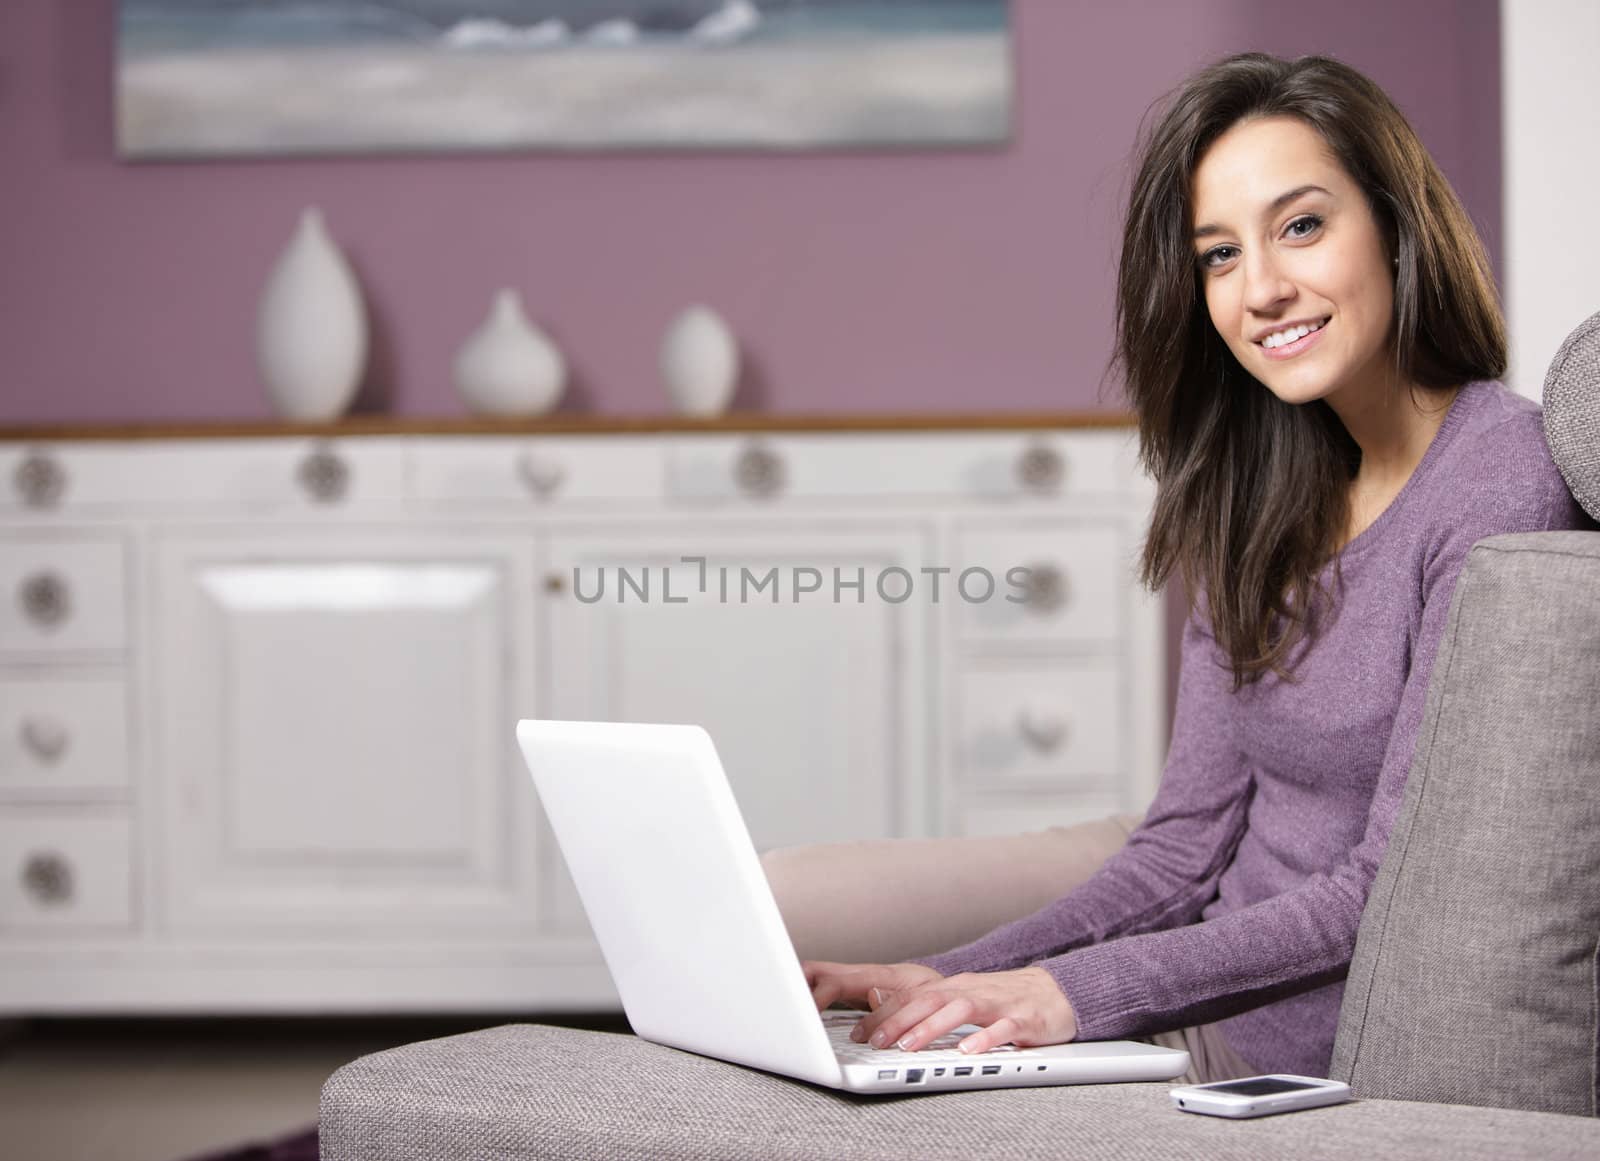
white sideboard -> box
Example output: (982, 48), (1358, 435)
(0, 419), (1164, 1014)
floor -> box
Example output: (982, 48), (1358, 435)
(0, 1011), (632, 1161)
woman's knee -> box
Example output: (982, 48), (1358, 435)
(759, 841), (834, 886)
(758, 845), (802, 898)
(759, 840), (868, 914)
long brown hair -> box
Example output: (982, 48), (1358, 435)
(1105, 52), (1505, 689)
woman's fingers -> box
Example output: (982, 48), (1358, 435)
(952, 1015), (1019, 1055)
(801, 961), (952, 1019)
(849, 985), (908, 1041)
(801, 960), (842, 987)
(840, 967), (1073, 1053)
(802, 960), (856, 983)
(899, 999), (978, 1052)
(803, 961), (885, 1011)
(849, 991), (904, 1043)
(854, 990), (971, 1050)
(811, 977), (840, 1010)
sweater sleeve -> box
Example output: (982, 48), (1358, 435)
(1040, 429), (1586, 1041)
(903, 591), (1254, 976)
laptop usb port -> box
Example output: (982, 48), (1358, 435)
(953, 1067), (973, 1077)
(981, 1065), (1002, 1076)
(877, 1069), (896, 1080)
(905, 1068), (925, 1084)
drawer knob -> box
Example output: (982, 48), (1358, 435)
(733, 443), (785, 497)
(517, 452), (566, 498)
(1017, 444), (1065, 492)
(21, 716), (69, 763)
(1018, 709), (1070, 753)
(21, 850), (74, 906)
(1018, 562), (1070, 614)
(14, 450), (67, 509)
(18, 570), (72, 629)
(297, 445), (350, 504)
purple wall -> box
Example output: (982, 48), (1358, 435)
(0, 0), (1499, 425)
(0, 0), (1501, 729)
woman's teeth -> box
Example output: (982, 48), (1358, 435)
(1261, 318), (1329, 349)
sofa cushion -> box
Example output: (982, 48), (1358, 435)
(1331, 531), (1600, 1116)
(318, 1023), (1600, 1160)
(1544, 308), (1600, 522)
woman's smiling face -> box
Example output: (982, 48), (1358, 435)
(1190, 115), (1397, 409)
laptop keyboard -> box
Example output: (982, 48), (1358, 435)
(821, 1009), (1041, 1063)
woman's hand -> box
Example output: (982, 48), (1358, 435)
(846, 965), (1079, 1054)
(802, 960), (944, 1012)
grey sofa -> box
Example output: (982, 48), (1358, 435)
(320, 315), (1600, 1160)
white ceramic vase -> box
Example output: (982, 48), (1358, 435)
(660, 304), (739, 416)
(452, 289), (567, 416)
(257, 207), (368, 421)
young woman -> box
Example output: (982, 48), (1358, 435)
(772, 52), (1591, 1085)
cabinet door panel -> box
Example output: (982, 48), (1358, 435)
(155, 530), (537, 935)
(541, 525), (931, 933)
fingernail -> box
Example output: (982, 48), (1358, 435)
(870, 1030), (888, 1048)
(870, 987), (884, 1005)
(959, 1039), (975, 1053)
(896, 1036), (915, 1050)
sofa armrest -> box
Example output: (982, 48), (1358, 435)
(320, 1024), (1600, 1160)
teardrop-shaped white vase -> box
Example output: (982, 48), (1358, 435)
(257, 207), (368, 421)
(452, 289), (567, 415)
(660, 304), (739, 416)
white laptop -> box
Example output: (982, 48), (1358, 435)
(515, 718), (1190, 1094)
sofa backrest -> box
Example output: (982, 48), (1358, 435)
(1330, 312), (1600, 1116)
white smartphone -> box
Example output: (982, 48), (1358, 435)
(1169, 1074), (1351, 1118)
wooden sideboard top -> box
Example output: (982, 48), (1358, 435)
(0, 410), (1135, 442)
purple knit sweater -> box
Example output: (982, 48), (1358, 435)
(909, 378), (1592, 1078)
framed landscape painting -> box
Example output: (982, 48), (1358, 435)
(116, 0), (1014, 158)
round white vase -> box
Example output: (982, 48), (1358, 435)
(452, 289), (567, 415)
(660, 304), (739, 416)
(257, 207), (368, 421)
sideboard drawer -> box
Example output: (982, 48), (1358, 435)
(0, 440), (405, 511)
(664, 431), (1137, 502)
(958, 658), (1123, 788)
(409, 437), (665, 503)
(0, 675), (129, 794)
(954, 522), (1126, 645)
(0, 534), (127, 653)
(0, 810), (134, 930)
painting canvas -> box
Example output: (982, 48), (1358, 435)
(116, 1), (1013, 158)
